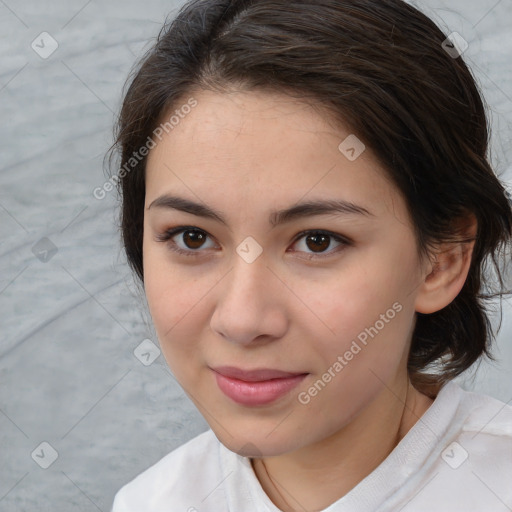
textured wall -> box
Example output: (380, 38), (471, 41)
(0, 1), (511, 510)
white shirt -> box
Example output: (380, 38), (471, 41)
(111, 381), (512, 511)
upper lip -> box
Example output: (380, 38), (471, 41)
(211, 366), (308, 382)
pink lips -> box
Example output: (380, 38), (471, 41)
(211, 366), (308, 406)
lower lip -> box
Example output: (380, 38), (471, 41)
(213, 371), (308, 406)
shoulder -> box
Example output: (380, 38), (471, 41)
(382, 382), (512, 511)
(440, 383), (512, 507)
(112, 429), (226, 512)
(456, 383), (512, 437)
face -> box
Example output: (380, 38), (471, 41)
(143, 89), (428, 457)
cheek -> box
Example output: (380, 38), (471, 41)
(306, 250), (415, 370)
(299, 283), (412, 425)
(145, 274), (206, 386)
(305, 261), (388, 335)
(142, 247), (207, 359)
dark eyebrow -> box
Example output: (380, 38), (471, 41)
(147, 194), (374, 227)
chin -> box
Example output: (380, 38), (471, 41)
(211, 421), (307, 458)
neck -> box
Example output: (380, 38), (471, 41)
(251, 378), (434, 512)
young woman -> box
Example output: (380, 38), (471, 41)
(109, 0), (512, 510)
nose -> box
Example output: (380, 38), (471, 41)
(209, 250), (288, 347)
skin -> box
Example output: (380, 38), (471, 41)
(142, 89), (476, 511)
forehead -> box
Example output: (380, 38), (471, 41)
(144, 89), (408, 225)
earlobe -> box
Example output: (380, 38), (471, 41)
(414, 214), (477, 314)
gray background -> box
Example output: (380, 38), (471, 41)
(0, 0), (511, 510)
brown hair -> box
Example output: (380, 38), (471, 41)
(106, 0), (512, 397)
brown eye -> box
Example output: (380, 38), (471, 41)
(290, 230), (349, 258)
(304, 233), (331, 253)
(155, 227), (216, 257)
(181, 230), (207, 249)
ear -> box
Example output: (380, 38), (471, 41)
(414, 213), (478, 314)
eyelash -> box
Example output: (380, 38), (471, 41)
(155, 226), (352, 260)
